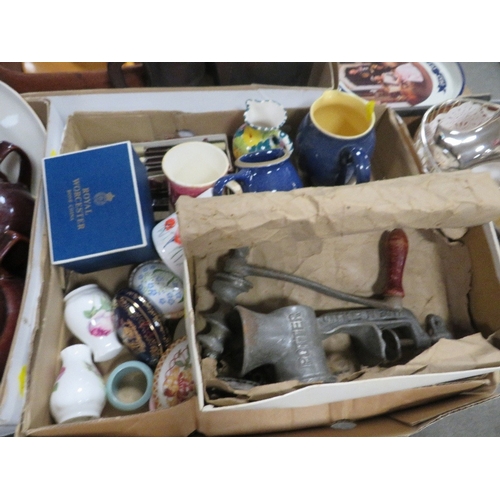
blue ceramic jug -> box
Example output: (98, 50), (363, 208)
(213, 148), (303, 195)
(296, 90), (376, 186)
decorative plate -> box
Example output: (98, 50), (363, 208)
(338, 62), (465, 109)
(0, 81), (46, 195)
(152, 337), (195, 410)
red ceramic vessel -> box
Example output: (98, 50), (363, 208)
(0, 275), (25, 379)
(0, 141), (34, 235)
(0, 141), (34, 277)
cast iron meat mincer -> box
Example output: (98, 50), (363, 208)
(197, 229), (454, 381)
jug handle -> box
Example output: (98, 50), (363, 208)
(0, 141), (32, 190)
(339, 146), (371, 184)
(0, 230), (29, 279)
(213, 171), (249, 196)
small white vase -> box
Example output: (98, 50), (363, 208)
(49, 344), (106, 424)
(64, 284), (123, 362)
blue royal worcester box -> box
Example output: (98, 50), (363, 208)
(43, 141), (158, 274)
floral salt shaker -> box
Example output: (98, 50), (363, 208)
(232, 99), (293, 159)
(49, 344), (106, 424)
(64, 284), (123, 362)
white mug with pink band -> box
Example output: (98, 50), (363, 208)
(161, 141), (230, 205)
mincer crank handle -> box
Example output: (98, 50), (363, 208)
(384, 228), (409, 305)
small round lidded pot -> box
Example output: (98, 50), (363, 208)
(112, 288), (172, 368)
(129, 260), (184, 319)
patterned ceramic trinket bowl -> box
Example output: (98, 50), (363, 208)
(129, 260), (184, 319)
(152, 337), (195, 410)
(112, 288), (172, 368)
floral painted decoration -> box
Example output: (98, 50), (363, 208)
(85, 295), (114, 337)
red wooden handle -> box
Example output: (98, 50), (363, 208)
(384, 228), (408, 299)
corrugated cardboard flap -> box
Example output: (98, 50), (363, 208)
(22, 397), (197, 437)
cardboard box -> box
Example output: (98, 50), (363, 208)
(19, 103), (500, 437)
(21, 83), (331, 160)
(177, 173), (500, 435)
(19, 254), (199, 437)
(16, 84), (329, 436)
(43, 141), (157, 273)
(11, 84), (326, 435)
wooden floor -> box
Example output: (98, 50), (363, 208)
(21, 62), (109, 73)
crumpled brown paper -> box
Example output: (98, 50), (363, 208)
(203, 333), (500, 406)
(349, 333), (500, 381)
(177, 171), (500, 259)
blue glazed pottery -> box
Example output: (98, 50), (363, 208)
(296, 89), (376, 186)
(112, 288), (172, 368)
(213, 148), (303, 195)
